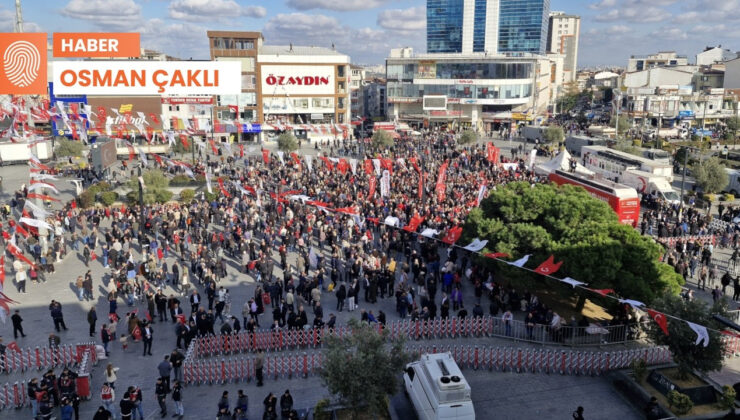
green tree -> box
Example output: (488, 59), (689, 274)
(371, 129), (394, 150)
(276, 133), (299, 152)
(464, 182), (683, 306)
(646, 295), (728, 379)
(692, 157), (728, 193)
(609, 115), (629, 135)
(320, 319), (410, 419)
(543, 126), (564, 144)
(55, 138), (84, 158)
(458, 130), (477, 145)
(726, 116), (740, 142)
(127, 169), (171, 204)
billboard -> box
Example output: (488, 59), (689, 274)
(423, 95), (447, 111)
(261, 65), (335, 96)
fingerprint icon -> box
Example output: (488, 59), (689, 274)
(3, 40), (40, 88)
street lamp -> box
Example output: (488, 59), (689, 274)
(679, 146), (688, 207)
(137, 167), (145, 249)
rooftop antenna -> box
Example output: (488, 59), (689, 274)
(289, 43), (293, 52)
(14, 0), (23, 32)
(332, 43), (335, 51)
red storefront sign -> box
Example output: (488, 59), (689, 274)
(161, 97), (214, 105)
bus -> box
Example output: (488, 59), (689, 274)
(549, 170), (640, 227)
(580, 145), (674, 183)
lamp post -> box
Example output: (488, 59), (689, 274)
(137, 166), (145, 249)
(679, 146), (688, 208)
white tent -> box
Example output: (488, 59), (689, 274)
(535, 150), (594, 176)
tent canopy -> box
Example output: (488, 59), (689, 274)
(535, 149), (594, 176)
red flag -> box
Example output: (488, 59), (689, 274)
(589, 288), (615, 297)
(337, 159), (349, 174)
(148, 113), (160, 124)
(90, 251), (97, 261)
(152, 154), (163, 166)
(484, 252), (511, 259)
(418, 171), (425, 200)
(435, 161), (449, 202)
(364, 159), (374, 175)
(534, 255), (563, 276)
(0, 255), (4, 287)
(486, 142), (500, 164)
(442, 226), (463, 245)
(157, 248), (163, 260)
(132, 326), (142, 341)
(145, 126), (154, 144)
(239, 144), (244, 158)
(179, 134), (189, 149)
(262, 149), (270, 165)
(209, 139), (218, 154)
(228, 105), (238, 114)
(380, 158), (393, 175)
(120, 204), (126, 213)
(7, 243), (34, 268)
(647, 309), (669, 336)
(368, 176), (377, 198)
(403, 214), (424, 232)
(290, 153), (301, 168)
(7, 341), (21, 353)
(248, 261), (256, 270)
(125, 142), (135, 162)
(176, 314), (186, 325)
(218, 178), (231, 197)
(409, 157), (420, 173)
(70, 200), (77, 209)
(27, 193), (60, 202)
(319, 156), (334, 171)
(15, 224), (29, 238)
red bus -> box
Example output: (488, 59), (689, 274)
(548, 170), (640, 227)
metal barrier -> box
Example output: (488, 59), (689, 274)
(187, 317), (642, 357)
(0, 343), (95, 375)
(180, 344), (672, 386)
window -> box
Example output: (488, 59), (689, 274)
(338, 66), (346, 78)
(241, 74), (256, 90)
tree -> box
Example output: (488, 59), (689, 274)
(543, 126), (564, 144)
(371, 129), (394, 150)
(55, 138), (84, 158)
(463, 182), (683, 306)
(127, 169), (171, 204)
(609, 115), (629, 135)
(320, 319), (410, 419)
(458, 130), (477, 145)
(726, 116), (740, 142)
(646, 295), (728, 380)
(692, 157), (728, 193)
(276, 133), (298, 152)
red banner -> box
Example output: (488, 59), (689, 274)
(486, 142), (499, 164)
(435, 161), (449, 202)
(368, 176), (377, 198)
(262, 149), (270, 165)
(418, 171), (425, 200)
(534, 255), (563, 276)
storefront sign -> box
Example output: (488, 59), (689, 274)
(52, 60), (241, 95)
(260, 65), (334, 95)
(161, 97), (214, 105)
(240, 123), (261, 133)
(429, 110), (463, 117)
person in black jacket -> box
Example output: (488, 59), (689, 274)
(171, 380), (183, 418)
(280, 390), (293, 418)
(335, 284), (346, 312)
(93, 405), (113, 420)
(120, 392), (134, 420)
(155, 377), (168, 417)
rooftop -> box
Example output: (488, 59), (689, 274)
(259, 45), (344, 56)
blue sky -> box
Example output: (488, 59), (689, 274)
(2, 0), (739, 68)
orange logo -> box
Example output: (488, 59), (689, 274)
(0, 33), (47, 95)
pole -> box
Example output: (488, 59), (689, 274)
(137, 166), (145, 251)
(615, 91), (620, 142)
(679, 147), (688, 207)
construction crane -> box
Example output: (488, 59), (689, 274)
(15, 0), (23, 32)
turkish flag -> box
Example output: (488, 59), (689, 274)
(403, 214), (424, 232)
(179, 134), (189, 149)
(534, 255), (563, 276)
(218, 178), (231, 198)
(209, 139), (218, 154)
(337, 159), (349, 174)
(380, 158), (393, 175)
(7, 341), (21, 353)
(364, 159), (374, 175)
(589, 288), (615, 297)
(484, 252), (511, 259)
(152, 154), (163, 166)
(228, 105), (238, 114)
(262, 149), (270, 165)
(486, 142), (500, 164)
(320, 156), (333, 171)
(647, 309), (669, 336)
(132, 326), (142, 341)
(239, 144), (244, 158)
(176, 314), (186, 325)
(71, 200), (77, 209)
(290, 153), (301, 168)
(442, 226), (463, 245)
(368, 176), (377, 198)
(0, 255), (5, 287)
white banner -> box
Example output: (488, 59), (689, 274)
(349, 158), (357, 175)
(305, 155), (313, 172)
(380, 170), (390, 197)
(52, 61), (242, 95)
(528, 148), (537, 169)
(476, 184), (487, 206)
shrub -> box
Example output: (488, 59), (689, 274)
(78, 190), (94, 208)
(718, 385), (736, 410)
(99, 191), (118, 206)
(154, 189), (173, 203)
(55, 139), (84, 158)
(458, 130), (477, 145)
(667, 390), (693, 415)
(179, 189), (195, 202)
(313, 399), (330, 420)
(371, 130), (394, 150)
(170, 175), (193, 186)
(277, 133), (299, 152)
(630, 359), (647, 383)
(204, 191), (219, 202)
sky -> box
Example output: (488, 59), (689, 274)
(2, 0), (740, 68)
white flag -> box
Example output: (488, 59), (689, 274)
(277, 151), (285, 165)
(28, 182), (59, 194)
(183, 167), (195, 179)
(205, 172), (213, 194)
(421, 228), (439, 238)
(138, 148), (148, 167)
(380, 170), (390, 197)
(19, 217), (53, 230)
(167, 131), (176, 146)
(24, 200), (51, 219)
(222, 141), (232, 156)
(384, 216), (399, 227)
(528, 148), (537, 169)
(137, 112), (149, 125)
(463, 238), (488, 252)
(308, 247), (318, 269)
(476, 184), (488, 206)
(29, 173), (58, 181)
(305, 155), (314, 173)
(688, 322), (709, 347)
(507, 255), (530, 268)
(349, 158), (357, 175)
(618, 299), (645, 309)
(372, 159), (381, 176)
(560, 277), (586, 288)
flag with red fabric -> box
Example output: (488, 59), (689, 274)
(589, 288), (615, 297)
(403, 214), (424, 232)
(179, 134), (189, 149)
(0, 255), (4, 287)
(176, 314), (186, 325)
(320, 156), (334, 171)
(364, 159), (374, 175)
(337, 159), (349, 174)
(290, 153), (301, 168)
(534, 255), (563, 276)
(132, 326), (142, 341)
(91, 251), (97, 261)
(239, 144), (244, 158)
(442, 226), (463, 245)
(368, 176), (377, 198)
(218, 178), (231, 198)
(262, 149), (270, 164)
(209, 139), (218, 154)
(647, 309), (669, 336)
(484, 252), (511, 259)
(486, 142), (500, 164)
(7, 341), (21, 353)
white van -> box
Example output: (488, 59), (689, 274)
(403, 353), (475, 420)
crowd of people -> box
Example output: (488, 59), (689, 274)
(3, 133), (677, 419)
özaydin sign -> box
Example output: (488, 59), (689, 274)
(52, 61), (241, 95)
(261, 65), (334, 96)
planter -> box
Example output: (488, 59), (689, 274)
(648, 369), (716, 405)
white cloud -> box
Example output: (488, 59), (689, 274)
(649, 27), (688, 41)
(135, 18), (209, 59)
(61, 0), (142, 29)
(595, 6), (669, 23)
(0, 8), (41, 32)
(377, 6), (425, 32)
(168, 0), (266, 22)
(286, 0), (393, 12)
(606, 25), (631, 35)
(263, 12), (423, 64)
(588, 0), (617, 10)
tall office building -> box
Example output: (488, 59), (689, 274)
(427, 0), (550, 55)
(546, 11), (580, 83)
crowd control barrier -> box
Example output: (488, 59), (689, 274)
(0, 343), (96, 375)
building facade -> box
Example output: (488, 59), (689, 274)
(696, 46), (737, 66)
(363, 81), (387, 120)
(386, 48), (559, 133)
(627, 51), (688, 72)
(546, 11), (579, 83)
(350, 65), (367, 118)
(427, 0), (549, 55)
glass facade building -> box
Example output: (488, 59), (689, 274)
(498, 0), (550, 54)
(427, 0), (465, 53)
(472, 0), (487, 53)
